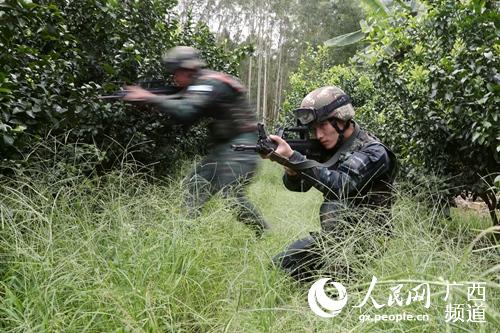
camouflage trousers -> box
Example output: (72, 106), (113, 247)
(184, 132), (269, 235)
(273, 200), (392, 281)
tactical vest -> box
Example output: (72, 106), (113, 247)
(197, 70), (257, 141)
(330, 128), (398, 208)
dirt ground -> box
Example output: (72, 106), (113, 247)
(454, 196), (491, 215)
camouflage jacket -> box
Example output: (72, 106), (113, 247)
(148, 70), (256, 142)
(283, 122), (397, 209)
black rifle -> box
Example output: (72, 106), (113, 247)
(99, 80), (183, 100)
(279, 125), (328, 162)
(231, 123), (329, 171)
(232, 123), (278, 155)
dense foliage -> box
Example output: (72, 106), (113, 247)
(0, 0), (249, 173)
(283, 0), (499, 223)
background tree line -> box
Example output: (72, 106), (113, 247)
(0, 0), (250, 174)
(176, 0), (365, 124)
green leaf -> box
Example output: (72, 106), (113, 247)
(482, 121), (492, 129)
(13, 125), (27, 133)
(477, 97), (487, 105)
(472, 0), (486, 14)
(3, 134), (14, 146)
(325, 30), (365, 47)
(361, 0), (391, 17)
(101, 63), (115, 75)
(359, 20), (373, 33)
(394, 0), (412, 11)
(0, 3), (14, 9)
(0, 87), (11, 94)
(0, 123), (11, 132)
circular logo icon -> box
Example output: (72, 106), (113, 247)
(308, 278), (348, 318)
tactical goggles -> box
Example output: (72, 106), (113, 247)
(294, 94), (351, 126)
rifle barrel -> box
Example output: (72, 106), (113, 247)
(231, 144), (259, 151)
(99, 84), (183, 101)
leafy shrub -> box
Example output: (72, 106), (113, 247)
(282, 0), (499, 223)
(0, 0), (250, 174)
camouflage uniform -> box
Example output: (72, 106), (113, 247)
(283, 123), (397, 230)
(148, 69), (269, 234)
(273, 86), (397, 280)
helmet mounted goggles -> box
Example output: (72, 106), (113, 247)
(294, 94), (351, 126)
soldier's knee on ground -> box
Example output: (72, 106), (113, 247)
(319, 200), (354, 235)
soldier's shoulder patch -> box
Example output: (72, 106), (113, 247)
(187, 85), (213, 93)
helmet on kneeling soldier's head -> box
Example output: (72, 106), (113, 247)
(295, 86), (354, 126)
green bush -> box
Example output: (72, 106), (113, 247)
(282, 0), (499, 223)
(0, 0), (250, 173)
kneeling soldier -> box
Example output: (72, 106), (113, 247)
(265, 86), (398, 280)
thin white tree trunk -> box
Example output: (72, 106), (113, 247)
(247, 56), (253, 102)
(273, 33), (283, 123)
(256, 13), (263, 119)
(277, 57), (287, 122)
(262, 43), (268, 124)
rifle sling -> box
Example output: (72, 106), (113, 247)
(271, 122), (360, 171)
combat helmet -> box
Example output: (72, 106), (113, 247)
(295, 86), (354, 126)
(162, 46), (206, 74)
(294, 86), (355, 144)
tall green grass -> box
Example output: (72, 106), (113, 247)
(0, 161), (498, 332)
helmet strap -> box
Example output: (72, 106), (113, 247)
(329, 118), (351, 147)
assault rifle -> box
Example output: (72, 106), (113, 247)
(231, 123), (329, 171)
(279, 125), (328, 162)
(99, 80), (183, 100)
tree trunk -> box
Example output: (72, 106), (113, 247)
(480, 192), (498, 226)
(247, 56), (253, 102)
(256, 13), (263, 119)
(262, 43), (268, 124)
(276, 57), (287, 123)
(273, 42), (283, 124)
